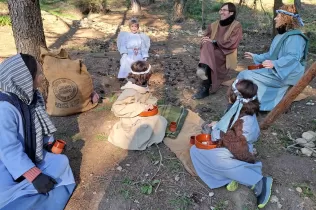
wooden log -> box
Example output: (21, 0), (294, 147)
(260, 62), (316, 130)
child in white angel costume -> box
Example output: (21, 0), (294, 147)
(117, 18), (151, 79)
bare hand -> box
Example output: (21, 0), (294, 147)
(201, 36), (212, 44)
(207, 121), (218, 127)
(244, 52), (254, 59)
(145, 104), (154, 111)
(262, 60), (274, 69)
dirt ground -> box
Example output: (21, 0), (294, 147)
(1, 1), (316, 210)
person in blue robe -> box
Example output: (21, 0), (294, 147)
(0, 54), (76, 210)
(190, 79), (272, 209)
(237, 4), (308, 111)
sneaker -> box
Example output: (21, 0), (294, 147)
(226, 180), (239, 192)
(257, 177), (273, 209)
(196, 67), (208, 80)
(192, 86), (209, 100)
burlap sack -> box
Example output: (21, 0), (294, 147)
(41, 48), (97, 116)
(163, 110), (205, 176)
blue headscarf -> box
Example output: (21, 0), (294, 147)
(276, 9), (304, 26)
(214, 79), (257, 133)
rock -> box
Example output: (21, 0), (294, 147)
(116, 166), (123, 171)
(296, 138), (307, 145)
(302, 132), (316, 142)
(304, 142), (315, 148)
(175, 175), (180, 181)
(277, 203), (283, 209)
(270, 195), (279, 203)
(209, 192), (214, 197)
(307, 130), (316, 138)
(296, 187), (303, 193)
(301, 148), (313, 157)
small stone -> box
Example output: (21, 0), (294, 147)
(116, 166), (122, 171)
(304, 142), (315, 148)
(270, 195), (279, 203)
(93, 191), (97, 195)
(209, 192), (214, 197)
(90, 173), (93, 176)
(145, 173), (149, 177)
(153, 160), (159, 165)
(175, 175), (180, 181)
(134, 200), (140, 204)
(296, 138), (307, 145)
(296, 187), (303, 193)
(125, 164), (130, 167)
(277, 203), (283, 209)
(272, 132), (277, 136)
(307, 131), (316, 138)
(288, 188), (293, 191)
(276, 189), (280, 193)
(210, 206), (215, 210)
(302, 132), (316, 142)
(301, 148), (313, 157)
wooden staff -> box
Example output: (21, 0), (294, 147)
(260, 62), (316, 130)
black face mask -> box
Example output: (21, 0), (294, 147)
(276, 25), (287, 34)
(219, 14), (236, 26)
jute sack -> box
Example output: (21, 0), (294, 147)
(41, 48), (97, 116)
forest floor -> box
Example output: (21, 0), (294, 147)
(1, 0), (316, 209)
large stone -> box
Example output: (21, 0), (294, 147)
(301, 148), (313, 157)
(304, 142), (316, 148)
(296, 138), (307, 145)
(302, 132), (316, 142)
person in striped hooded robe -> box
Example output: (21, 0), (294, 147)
(0, 54), (76, 210)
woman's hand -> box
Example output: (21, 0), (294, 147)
(244, 52), (254, 59)
(262, 60), (274, 69)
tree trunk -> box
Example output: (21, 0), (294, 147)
(131, 0), (141, 13)
(272, 0), (283, 36)
(7, 0), (46, 60)
(294, 0), (301, 11)
(173, 0), (185, 23)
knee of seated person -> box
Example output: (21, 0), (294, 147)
(55, 154), (70, 168)
(237, 70), (249, 79)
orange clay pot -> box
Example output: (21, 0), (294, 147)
(169, 122), (177, 132)
(138, 106), (158, 117)
(248, 64), (264, 70)
(52, 140), (66, 154)
(194, 134), (217, 150)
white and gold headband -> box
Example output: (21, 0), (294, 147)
(130, 64), (151, 75)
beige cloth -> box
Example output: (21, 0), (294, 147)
(108, 82), (167, 150)
(41, 48), (97, 116)
(163, 110), (205, 176)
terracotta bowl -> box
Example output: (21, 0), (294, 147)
(195, 134), (217, 150)
(138, 105), (158, 117)
(52, 139), (66, 154)
(248, 64), (264, 70)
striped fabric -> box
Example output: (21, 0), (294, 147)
(0, 54), (56, 162)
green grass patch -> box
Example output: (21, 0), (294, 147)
(95, 133), (108, 141)
(169, 194), (193, 210)
(0, 15), (10, 26)
(40, 0), (79, 19)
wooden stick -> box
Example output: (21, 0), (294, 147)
(260, 62), (316, 130)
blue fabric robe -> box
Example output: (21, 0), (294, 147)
(190, 115), (262, 189)
(0, 101), (76, 210)
(237, 31), (308, 111)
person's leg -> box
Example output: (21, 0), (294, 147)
(192, 64), (212, 100)
(254, 176), (273, 208)
(2, 184), (76, 210)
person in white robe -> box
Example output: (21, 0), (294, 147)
(117, 18), (151, 79)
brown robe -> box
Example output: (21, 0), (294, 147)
(217, 119), (255, 164)
(199, 20), (242, 92)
